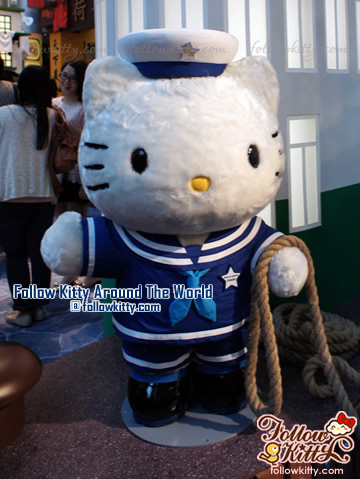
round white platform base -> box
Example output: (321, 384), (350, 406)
(121, 398), (256, 447)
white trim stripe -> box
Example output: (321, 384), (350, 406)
(122, 350), (191, 370)
(196, 348), (247, 363)
(113, 317), (248, 341)
(87, 218), (96, 276)
(129, 219), (252, 254)
(127, 229), (187, 254)
(198, 217), (262, 263)
(114, 218), (272, 266)
(114, 224), (193, 266)
(250, 232), (284, 274)
(200, 219), (251, 251)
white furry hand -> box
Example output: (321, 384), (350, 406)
(268, 247), (308, 297)
(41, 211), (83, 275)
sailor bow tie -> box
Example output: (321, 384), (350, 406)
(168, 269), (216, 326)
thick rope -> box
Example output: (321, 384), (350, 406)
(245, 235), (360, 437)
(273, 304), (360, 366)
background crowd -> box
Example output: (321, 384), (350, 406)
(0, 56), (90, 328)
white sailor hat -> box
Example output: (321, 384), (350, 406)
(117, 28), (238, 79)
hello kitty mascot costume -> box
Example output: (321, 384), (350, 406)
(42, 29), (308, 427)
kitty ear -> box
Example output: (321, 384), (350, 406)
(223, 56), (280, 115)
(83, 56), (145, 120)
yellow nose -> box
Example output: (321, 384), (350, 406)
(190, 176), (211, 192)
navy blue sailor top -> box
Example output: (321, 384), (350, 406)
(80, 215), (282, 345)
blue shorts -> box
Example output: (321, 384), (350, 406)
(122, 330), (247, 382)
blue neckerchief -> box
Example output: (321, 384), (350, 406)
(169, 269), (216, 326)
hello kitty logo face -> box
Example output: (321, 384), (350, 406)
(326, 421), (351, 436)
(79, 55), (284, 235)
(325, 412), (356, 436)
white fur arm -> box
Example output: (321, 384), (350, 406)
(268, 247), (308, 297)
(41, 211), (83, 276)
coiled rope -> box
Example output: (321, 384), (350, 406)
(245, 235), (360, 437)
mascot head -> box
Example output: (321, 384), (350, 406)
(79, 29), (284, 235)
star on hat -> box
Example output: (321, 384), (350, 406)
(180, 42), (200, 60)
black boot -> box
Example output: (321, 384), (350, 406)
(193, 369), (246, 415)
(128, 375), (190, 427)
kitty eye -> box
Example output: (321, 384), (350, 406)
(84, 142), (108, 150)
(87, 183), (109, 191)
(248, 144), (260, 168)
(272, 130), (279, 138)
(131, 148), (148, 174)
(84, 164), (104, 170)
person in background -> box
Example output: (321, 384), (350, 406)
(0, 56), (17, 260)
(53, 60), (86, 287)
(49, 78), (58, 100)
(53, 59), (99, 288)
(52, 59), (87, 217)
(0, 56), (17, 106)
(0, 66), (56, 327)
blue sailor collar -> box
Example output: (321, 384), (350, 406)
(113, 216), (264, 269)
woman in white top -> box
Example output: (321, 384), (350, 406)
(0, 66), (55, 327)
(52, 60), (87, 216)
(0, 56), (17, 106)
(52, 60), (90, 287)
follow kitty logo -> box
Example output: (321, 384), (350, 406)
(257, 412), (357, 467)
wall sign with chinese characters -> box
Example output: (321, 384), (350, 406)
(67, 0), (94, 32)
(50, 32), (61, 83)
(39, 1), (56, 28)
(39, 0), (94, 32)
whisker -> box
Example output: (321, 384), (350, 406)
(83, 142), (109, 150)
(87, 183), (109, 191)
(84, 164), (104, 170)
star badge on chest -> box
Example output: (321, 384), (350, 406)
(220, 266), (241, 289)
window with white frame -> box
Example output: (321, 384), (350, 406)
(161, 0), (182, 28)
(0, 52), (12, 68)
(226, 0), (268, 60)
(324, 0), (348, 71)
(183, 0), (203, 29)
(258, 202), (276, 228)
(0, 14), (11, 32)
(285, 0), (316, 70)
(356, 0), (360, 70)
(130, 0), (145, 31)
(95, 0), (107, 58)
(287, 116), (321, 232)
(0, 15), (12, 68)
(160, 0), (204, 28)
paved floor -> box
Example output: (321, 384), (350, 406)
(0, 299), (359, 479)
(0, 258), (104, 363)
